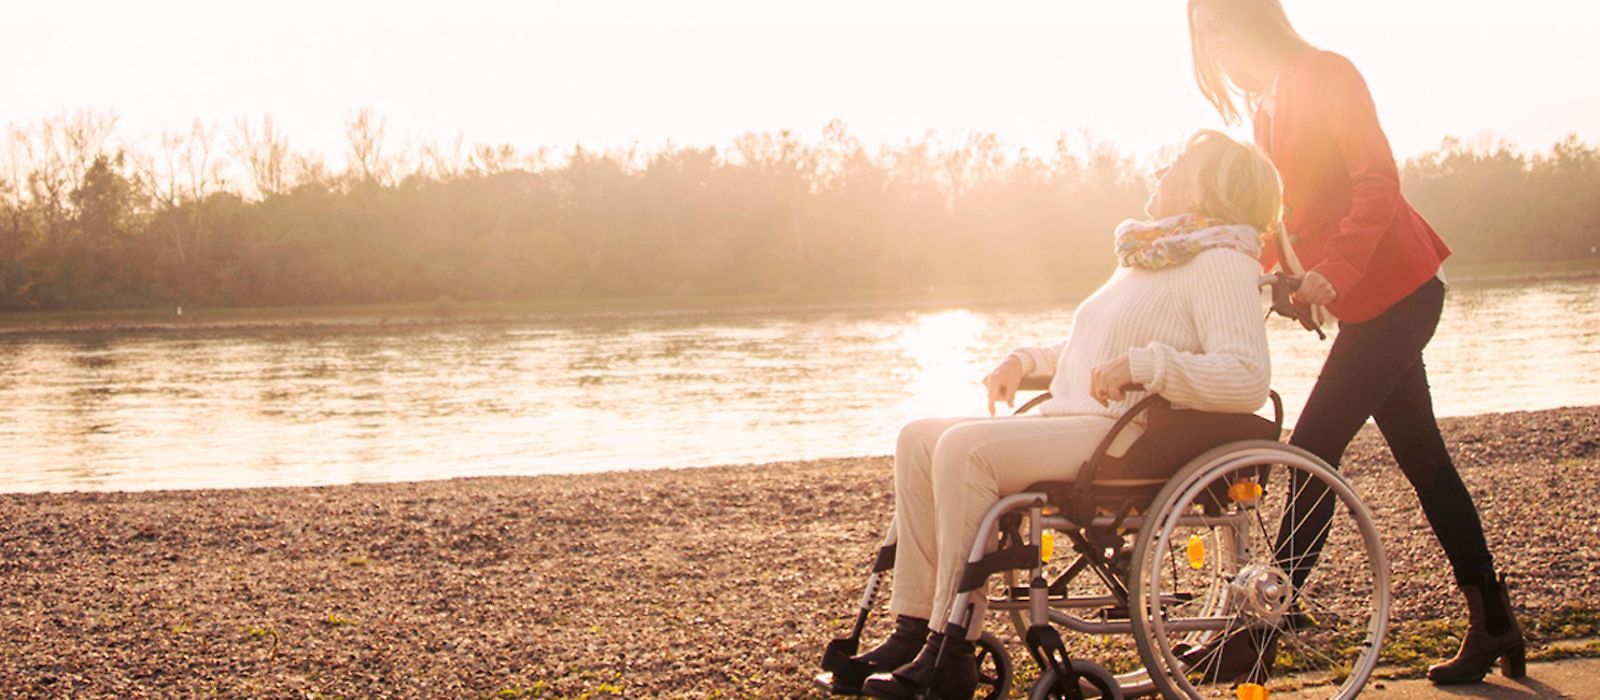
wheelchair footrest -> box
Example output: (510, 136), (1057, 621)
(819, 638), (870, 692)
(812, 671), (868, 696)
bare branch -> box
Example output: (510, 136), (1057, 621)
(344, 107), (389, 185)
(231, 114), (292, 199)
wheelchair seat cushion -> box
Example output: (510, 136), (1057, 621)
(1096, 402), (1281, 481)
(1022, 401), (1282, 514)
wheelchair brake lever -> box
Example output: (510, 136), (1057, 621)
(1266, 272), (1327, 340)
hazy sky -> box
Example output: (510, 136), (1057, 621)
(7, 0), (1598, 165)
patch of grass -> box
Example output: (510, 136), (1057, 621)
(575, 681), (624, 699)
(245, 625), (280, 657)
(1375, 605), (1600, 679)
(345, 555), (369, 567)
(1009, 662), (1040, 698)
(563, 671), (626, 700)
(1380, 618), (1469, 676)
(322, 613), (357, 627)
(1528, 605), (1600, 639)
(1531, 638), (1600, 662)
(487, 680), (548, 699)
(170, 621), (192, 635)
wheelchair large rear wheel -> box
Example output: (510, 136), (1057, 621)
(1128, 441), (1390, 699)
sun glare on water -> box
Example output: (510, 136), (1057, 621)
(896, 310), (992, 420)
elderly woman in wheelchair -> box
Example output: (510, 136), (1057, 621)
(819, 131), (1389, 700)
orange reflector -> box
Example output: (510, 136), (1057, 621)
(1229, 481), (1264, 504)
(1236, 682), (1267, 700)
(1186, 535), (1206, 570)
(1040, 531), (1055, 563)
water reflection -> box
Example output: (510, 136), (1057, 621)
(0, 277), (1595, 493)
(898, 310), (992, 419)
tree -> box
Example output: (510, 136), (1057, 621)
(231, 114), (292, 198)
(66, 153), (136, 303)
(59, 109), (119, 195)
(344, 108), (389, 186)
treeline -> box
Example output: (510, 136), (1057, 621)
(0, 110), (1595, 311)
(1402, 134), (1600, 266)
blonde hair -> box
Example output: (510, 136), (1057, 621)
(1188, 0), (1314, 125)
(1179, 130), (1283, 232)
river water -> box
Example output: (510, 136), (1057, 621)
(2, 277), (1596, 493)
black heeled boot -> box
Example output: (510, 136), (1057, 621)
(1428, 572), (1526, 685)
(863, 624), (977, 700)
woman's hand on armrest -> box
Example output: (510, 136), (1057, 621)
(1089, 353), (1134, 407)
(984, 355), (1025, 416)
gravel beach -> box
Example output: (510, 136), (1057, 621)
(2, 406), (1597, 698)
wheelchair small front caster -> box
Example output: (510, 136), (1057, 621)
(972, 632), (1012, 700)
(905, 633), (1013, 700)
(1029, 659), (1122, 700)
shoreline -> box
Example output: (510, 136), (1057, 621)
(7, 400), (1599, 497)
(2, 261), (1595, 337)
(3, 405), (1598, 697)
(0, 284), (1098, 337)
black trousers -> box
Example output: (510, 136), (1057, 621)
(1275, 277), (1496, 587)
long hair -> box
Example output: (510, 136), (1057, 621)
(1188, 0), (1315, 125)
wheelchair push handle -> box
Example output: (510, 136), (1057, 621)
(1261, 272), (1327, 340)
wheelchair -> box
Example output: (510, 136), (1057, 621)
(817, 276), (1391, 699)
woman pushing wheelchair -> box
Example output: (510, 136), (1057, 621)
(1188, 0), (1524, 686)
(841, 129), (1284, 699)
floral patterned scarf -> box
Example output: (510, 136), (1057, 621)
(1113, 213), (1263, 270)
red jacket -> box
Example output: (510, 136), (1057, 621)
(1254, 49), (1450, 323)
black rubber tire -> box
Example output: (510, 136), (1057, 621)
(1028, 659), (1123, 699)
(974, 632), (1013, 700)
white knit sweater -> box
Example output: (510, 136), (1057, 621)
(1009, 248), (1271, 417)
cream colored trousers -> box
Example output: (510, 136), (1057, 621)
(886, 414), (1143, 638)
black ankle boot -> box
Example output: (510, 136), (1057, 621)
(1429, 572), (1526, 685)
(851, 616), (930, 673)
(823, 616), (927, 693)
(863, 625), (977, 700)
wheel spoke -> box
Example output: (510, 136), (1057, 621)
(1275, 469), (1336, 563)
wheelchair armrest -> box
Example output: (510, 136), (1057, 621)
(1018, 375), (1051, 392)
(1011, 375), (1054, 415)
(1075, 392), (1168, 486)
(1076, 389), (1286, 486)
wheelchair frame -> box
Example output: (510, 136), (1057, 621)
(819, 275), (1391, 699)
